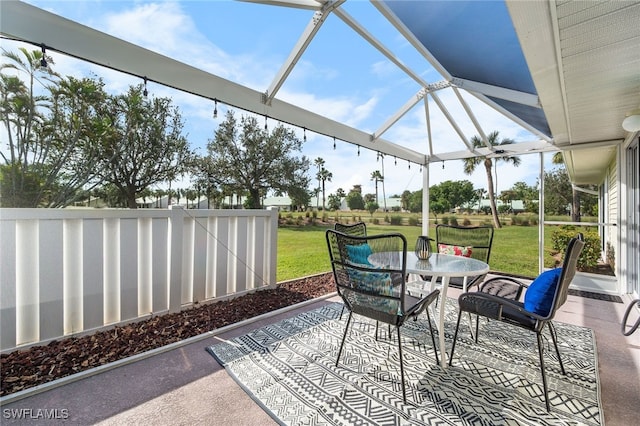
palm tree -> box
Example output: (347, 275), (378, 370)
(318, 167), (332, 211)
(463, 131), (521, 228)
(313, 157), (325, 209)
(552, 152), (581, 222)
(370, 170), (383, 208)
(378, 153), (388, 212)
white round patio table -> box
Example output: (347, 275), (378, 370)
(369, 252), (489, 368)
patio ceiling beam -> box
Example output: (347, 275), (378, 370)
(372, 0), (452, 81)
(428, 139), (557, 162)
(372, 89), (426, 141)
(468, 91), (554, 143)
(452, 86), (489, 149)
(451, 77), (540, 108)
(0, 1), (425, 165)
(428, 90), (475, 152)
(263, 0), (345, 105)
(333, 7), (429, 88)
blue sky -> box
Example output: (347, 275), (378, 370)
(3, 0), (553, 199)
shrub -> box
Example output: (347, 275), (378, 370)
(305, 211), (310, 218)
(449, 217), (458, 226)
(510, 215), (521, 226)
(384, 215), (390, 223)
(551, 227), (601, 269)
(389, 215), (403, 225)
(408, 217), (419, 226)
(372, 218), (380, 225)
(462, 218), (471, 226)
(441, 216), (449, 225)
(312, 210), (318, 219)
(322, 212), (329, 222)
(520, 218), (530, 226)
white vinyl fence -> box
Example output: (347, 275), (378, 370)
(0, 206), (278, 351)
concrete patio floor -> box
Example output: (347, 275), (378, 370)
(1, 283), (639, 425)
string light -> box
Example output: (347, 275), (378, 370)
(376, 152), (380, 162)
(333, 136), (336, 150)
(420, 164), (423, 172)
(357, 145), (360, 156)
(303, 128), (307, 142)
(213, 99), (218, 118)
(264, 115), (268, 130)
(442, 161), (445, 170)
(408, 160), (411, 170)
(143, 77), (148, 97)
(40, 44), (47, 68)
(394, 156), (397, 166)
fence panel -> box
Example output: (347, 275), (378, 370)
(0, 207), (278, 351)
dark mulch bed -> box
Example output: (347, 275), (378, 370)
(1, 273), (335, 397)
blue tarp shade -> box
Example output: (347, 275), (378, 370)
(382, 0), (551, 137)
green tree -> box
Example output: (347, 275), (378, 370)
(205, 111), (309, 209)
(1, 48), (107, 207)
(462, 131), (521, 228)
(288, 185), (311, 211)
(401, 190), (411, 211)
(346, 189), (365, 210)
(318, 167), (332, 211)
(510, 181), (539, 212)
(543, 168), (572, 215)
(96, 85), (193, 208)
(552, 152), (580, 221)
(430, 200), (447, 224)
(313, 157), (324, 209)
(327, 193), (341, 211)
(434, 180), (475, 211)
(366, 201), (379, 217)
(370, 170), (383, 208)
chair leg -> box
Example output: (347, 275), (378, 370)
(474, 314), (480, 343)
(336, 312), (353, 367)
(396, 325), (407, 403)
(536, 332), (551, 412)
(425, 311), (439, 366)
(448, 311), (464, 367)
(547, 322), (566, 375)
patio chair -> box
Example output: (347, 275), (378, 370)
(448, 233), (585, 412)
(334, 221), (367, 237)
(326, 229), (440, 403)
(420, 224), (494, 291)
(333, 222), (367, 319)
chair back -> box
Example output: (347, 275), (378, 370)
(334, 221), (367, 237)
(548, 233), (585, 318)
(435, 224), (494, 264)
(326, 230), (407, 325)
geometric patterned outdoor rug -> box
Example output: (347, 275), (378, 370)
(207, 300), (602, 426)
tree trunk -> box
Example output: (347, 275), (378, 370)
(484, 159), (501, 228)
(127, 192), (138, 209)
(571, 187), (581, 222)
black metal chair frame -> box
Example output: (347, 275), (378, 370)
(448, 233), (585, 412)
(326, 229), (440, 403)
(332, 222), (367, 320)
(334, 221), (367, 237)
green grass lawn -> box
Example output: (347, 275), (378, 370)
(277, 222), (559, 282)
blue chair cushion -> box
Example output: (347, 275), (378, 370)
(345, 244), (373, 266)
(524, 268), (562, 316)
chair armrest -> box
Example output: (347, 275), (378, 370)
(478, 276), (528, 301)
(458, 292), (548, 322)
(407, 288), (440, 317)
